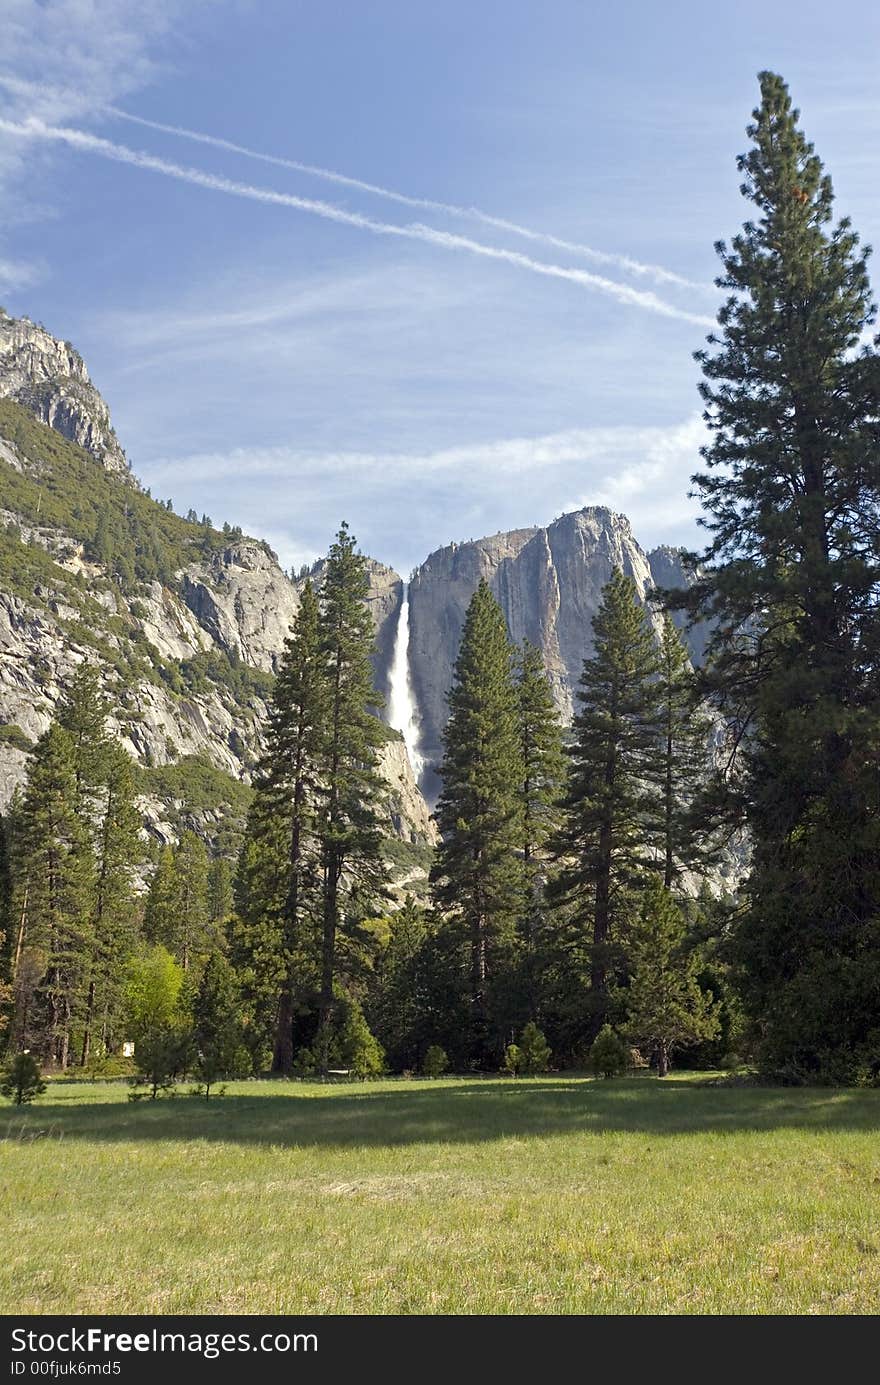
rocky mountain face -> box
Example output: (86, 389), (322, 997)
(304, 555), (403, 707)
(408, 508), (702, 793)
(0, 309), (130, 479)
(0, 312), (433, 851)
(0, 307), (710, 858)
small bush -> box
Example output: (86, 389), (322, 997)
(0, 723), (33, 753)
(293, 1046), (316, 1078)
(519, 1022), (552, 1074)
(422, 1045), (449, 1079)
(504, 1043), (523, 1077)
(1, 1051), (46, 1105)
(589, 1024), (629, 1079)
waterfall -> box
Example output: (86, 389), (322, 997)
(387, 582), (425, 781)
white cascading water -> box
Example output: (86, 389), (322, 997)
(387, 582), (425, 782)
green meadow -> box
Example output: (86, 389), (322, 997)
(3, 1075), (880, 1315)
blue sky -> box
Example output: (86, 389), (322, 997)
(1, 0), (878, 575)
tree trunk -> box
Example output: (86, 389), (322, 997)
(664, 725), (674, 890)
(79, 976), (95, 1067)
(273, 986), (294, 1075)
(657, 1039), (669, 1078)
(318, 851), (338, 1076)
(591, 822), (613, 1031)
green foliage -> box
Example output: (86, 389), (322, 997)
(0, 399), (229, 595)
(681, 73), (880, 1079)
(504, 1043), (522, 1076)
(518, 1021), (552, 1074)
(0, 724), (33, 753)
(325, 997), (385, 1080)
(625, 880), (719, 1077)
(125, 945), (186, 1100)
(190, 951), (244, 1097)
(431, 581), (525, 1064)
(316, 526), (389, 1065)
(13, 723), (95, 1064)
(654, 615), (713, 887)
(124, 945), (183, 1041)
(422, 1044), (449, 1078)
(589, 1024), (629, 1079)
(1, 1050), (46, 1104)
(137, 757), (253, 859)
(550, 570), (662, 1033)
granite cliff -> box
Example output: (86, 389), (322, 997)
(0, 312), (433, 852)
(407, 508), (704, 795)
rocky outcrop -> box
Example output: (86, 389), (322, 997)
(378, 735), (438, 844)
(0, 309), (130, 478)
(408, 507), (675, 792)
(181, 540), (302, 673)
(647, 544), (712, 666)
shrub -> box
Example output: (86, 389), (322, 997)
(504, 1043), (523, 1077)
(422, 1044), (449, 1078)
(293, 1046), (316, 1078)
(1, 1051), (46, 1105)
(519, 1022), (552, 1074)
(589, 1024), (629, 1079)
(0, 723), (33, 753)
(326, 999), (385, 1080)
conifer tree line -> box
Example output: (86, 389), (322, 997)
(0, 73), (877, 1087)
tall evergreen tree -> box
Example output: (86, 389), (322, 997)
(682, 72), (880, 1077)
(625, 879), (719, 1077)
(56, 662), (110, 813)
(431, 581), (524, 1061)
(173, 832), (212, 973)
(514, 640), (565, 1019)
(207, 857), (234, 924)
(0, 812), (12, 1050)
(143, 847), (177, 949)
(260, 580), (327, 1072)
(14, 726), (94, 1065)
(315, 525), (388, 1069)
(654, 615), (712, 888)
(191, 951), (242, 1096)
(550, 570), (661, 1033)
(79, 742), (142, 1065)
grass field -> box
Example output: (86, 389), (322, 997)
(3, 1074), (880, 1315)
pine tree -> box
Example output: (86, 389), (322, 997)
(654, 615), (712, 888)
(0, 812), (12, 1050)
(191, 951), (242, 1097)
(550, 570), (661, 1034)
(260, 580), (327, 1072)
(315, 524), (388, 1070)
(231, 793), (293, 1073)
(514, 640), (565, 1017)
(56, 662), (110, 812)
(143, 847), (177, 949)
(173, 832), (212, 973)
(207, 858), (234, 924)
(14, 726), (94, 1066)
(431, 581), (525, 1062)
(683, 72), (880, 1077)
(78, 743), (142, 1065)
(625, 879), (719, 1077)
(1, 1051), (46, 1105)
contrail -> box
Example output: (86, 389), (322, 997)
(107, 104), (707, 293)
(0, 116), (715, 327)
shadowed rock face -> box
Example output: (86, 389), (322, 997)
(0, 309), (130, 478)
(408, 509), (703, 799)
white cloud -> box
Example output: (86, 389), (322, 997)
(107, 105), (711, 294)
(0, 2), (208, 271)
(138, 415), (708, 573)
(0, 115), (715, 328)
